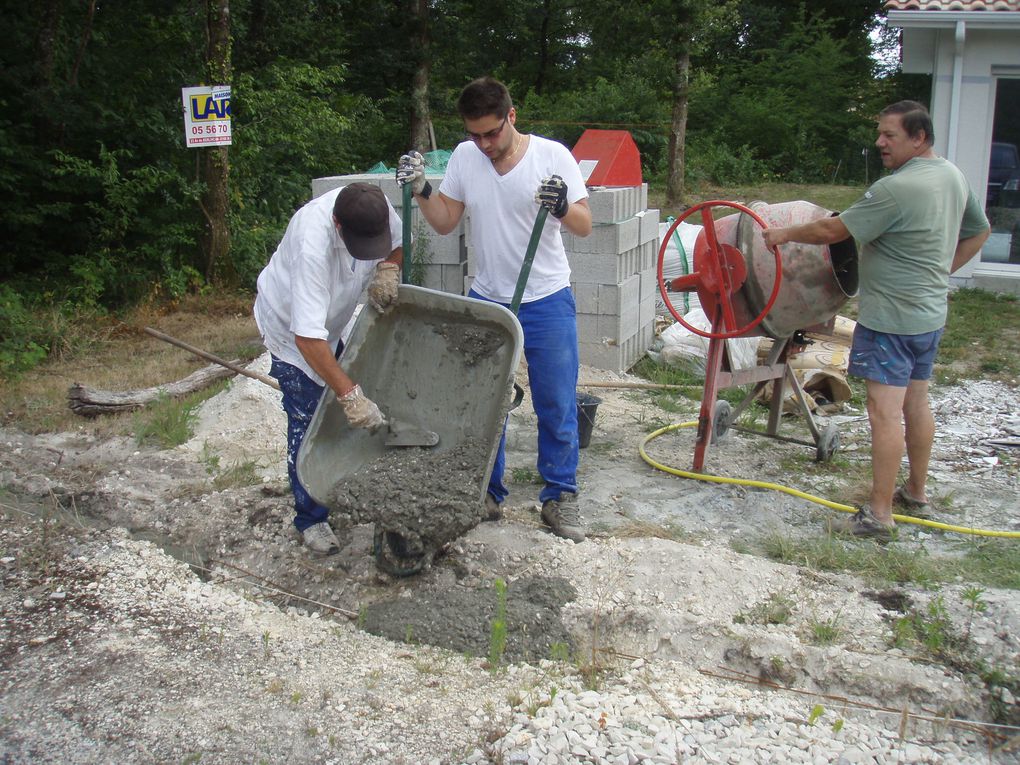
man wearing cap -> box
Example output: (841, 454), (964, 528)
(254, 182), (403, 555)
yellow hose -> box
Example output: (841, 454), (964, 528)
(639, 421), (1020, 539)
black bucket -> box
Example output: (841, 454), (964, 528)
(576, 392), (602, 449)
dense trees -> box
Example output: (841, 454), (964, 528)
(0, 0), (916, 373)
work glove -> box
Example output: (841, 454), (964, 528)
(535, 175), (569, 219)
(337, 385), (385, 431)
(367, 261), (400, 313)
(396, 151), (431, 198)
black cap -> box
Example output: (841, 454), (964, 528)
(334, 183), (391, 261)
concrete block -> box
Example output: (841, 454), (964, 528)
(572, 282), (599, 315)
(638, 265), (659, 302)
(638, 208), (661, 245)
(575, 312), (602, 345)
(404, 208), (463, 266)
(563, 216), (640, 255)
(313, 173), (442, 206)
(587, 186), (643, 224)
(639, 294), (656, 330)
(595, 274), (640, 315)
(598, 303), (640, 343)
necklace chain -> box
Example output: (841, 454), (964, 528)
(497, 132), (524, 164)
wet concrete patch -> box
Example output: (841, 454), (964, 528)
(361, 575), (578, 663)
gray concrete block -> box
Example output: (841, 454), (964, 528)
(638, 265), (659, 302)
(587, 186), (644, 224)
(639, 294), (656, 330)
(598, 303), (640, 343)
(575, 313), (603, 345)
(572, 282), (599, 315)
(638, 208), (661, 245)
(595, 274), (640, 315)
(563, 216), (640, 255)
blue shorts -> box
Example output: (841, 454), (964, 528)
(848, 325), (944, 387)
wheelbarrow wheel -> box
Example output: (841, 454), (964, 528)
(373, 525), (428, 577)
(815, 424), (840, 463)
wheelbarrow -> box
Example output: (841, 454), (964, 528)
(296, 284), (524, 576)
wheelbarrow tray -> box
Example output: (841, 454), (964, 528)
(296, 284), (523, 510)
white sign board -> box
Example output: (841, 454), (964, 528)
(182, 85), (231, 147)
(578, 159), (598, 183)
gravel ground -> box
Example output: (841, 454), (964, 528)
(1, 353), (1018, 764)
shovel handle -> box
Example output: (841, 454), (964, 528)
(143, 327), (280, 391)
(402, 182), (413, 284)
(510, 206), (549, 315)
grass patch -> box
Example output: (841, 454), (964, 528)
(1, 292), (262, 436)
(612, 518), (698, 543)
(733, 591), (795, 626)
(759, 532), (1020, 591)
(133, 393), (199, 448)
(937, 288), (1020, 384)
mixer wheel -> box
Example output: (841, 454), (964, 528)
(711, 400), (732, 443)
(815, 424), (840, 462)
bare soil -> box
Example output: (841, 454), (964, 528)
(1, 345), (1019, 763)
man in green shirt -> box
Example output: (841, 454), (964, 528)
(762, 101), (990, 538)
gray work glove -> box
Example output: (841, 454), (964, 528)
(535, 175), (569, 218)
(367, 261), (400, 313)
(337, 385), (384, 430)
(396, 151), (431, 198)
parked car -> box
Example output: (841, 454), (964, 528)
(999, 168), (1020, 209)
(988, 141), (1019, 206)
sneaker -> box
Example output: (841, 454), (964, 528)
(893, 485), (932, 518)
(541, 493), (586, 543)
(837, 506), (894, 540)
(483, 494), (503, 522)
(302, 522), (340, 556)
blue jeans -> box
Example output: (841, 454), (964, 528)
(268, 355), (331, 531)
(469, 287), (579, 504)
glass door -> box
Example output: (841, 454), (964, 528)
(983, 78), (1020, 265)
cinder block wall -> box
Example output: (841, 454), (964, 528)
(312, 175), (659, 372)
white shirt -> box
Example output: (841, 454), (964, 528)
(253, 187), (402, 384)
(440, 135), (587, 303)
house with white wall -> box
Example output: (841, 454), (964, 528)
(886, 0), (1020, 294)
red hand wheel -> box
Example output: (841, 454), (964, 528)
(657, 200), (782, 339)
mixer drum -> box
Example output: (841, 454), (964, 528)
(738, 200), (858, 339)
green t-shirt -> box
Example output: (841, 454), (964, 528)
(839, 157), (988, 334)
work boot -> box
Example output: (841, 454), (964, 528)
(483, 494), (503, 522)
(541, 493), (585, 543)
(302, 522), (341, 556)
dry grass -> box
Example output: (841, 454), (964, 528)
(1, 292), (262, 436)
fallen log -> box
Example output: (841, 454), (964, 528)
(68, 362), (239, 417)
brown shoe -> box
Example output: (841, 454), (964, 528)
(893, 486), (932, 519)
(541, 493), (586, 543)
(838, 506), (894, 541)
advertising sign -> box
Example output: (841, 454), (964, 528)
(182, 85), (231, 147)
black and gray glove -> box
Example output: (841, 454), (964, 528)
(535, 175), (569, 218)
(396, 151), (431, 199)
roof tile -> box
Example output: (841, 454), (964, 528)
(885, 0), (1020, 9)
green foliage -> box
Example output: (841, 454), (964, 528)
(0, 286), (49, 377)
(488, 578), (509, 672)
(133, 393), (198, 449)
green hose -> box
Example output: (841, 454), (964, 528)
(667, 215), (691, 314)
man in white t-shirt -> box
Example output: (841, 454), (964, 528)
(254, 182), (404, 555)
(397, 76), (592, 542)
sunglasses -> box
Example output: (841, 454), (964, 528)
(465, 115), (508, 143)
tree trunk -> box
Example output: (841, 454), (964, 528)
(201, 0), (233, 284)
(666, 46), (690, 207)
(68, 364), (238, 417)
(408, 0), (431, 153)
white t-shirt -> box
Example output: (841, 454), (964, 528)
(440, 135), (587, 303)
(253, 187), (402, 384)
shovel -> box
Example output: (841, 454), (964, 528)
(143, 326), (439, 447)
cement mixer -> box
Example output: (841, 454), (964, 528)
(657, 200), (858, 470)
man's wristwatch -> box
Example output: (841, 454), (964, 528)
(416, 181), (432, 200)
